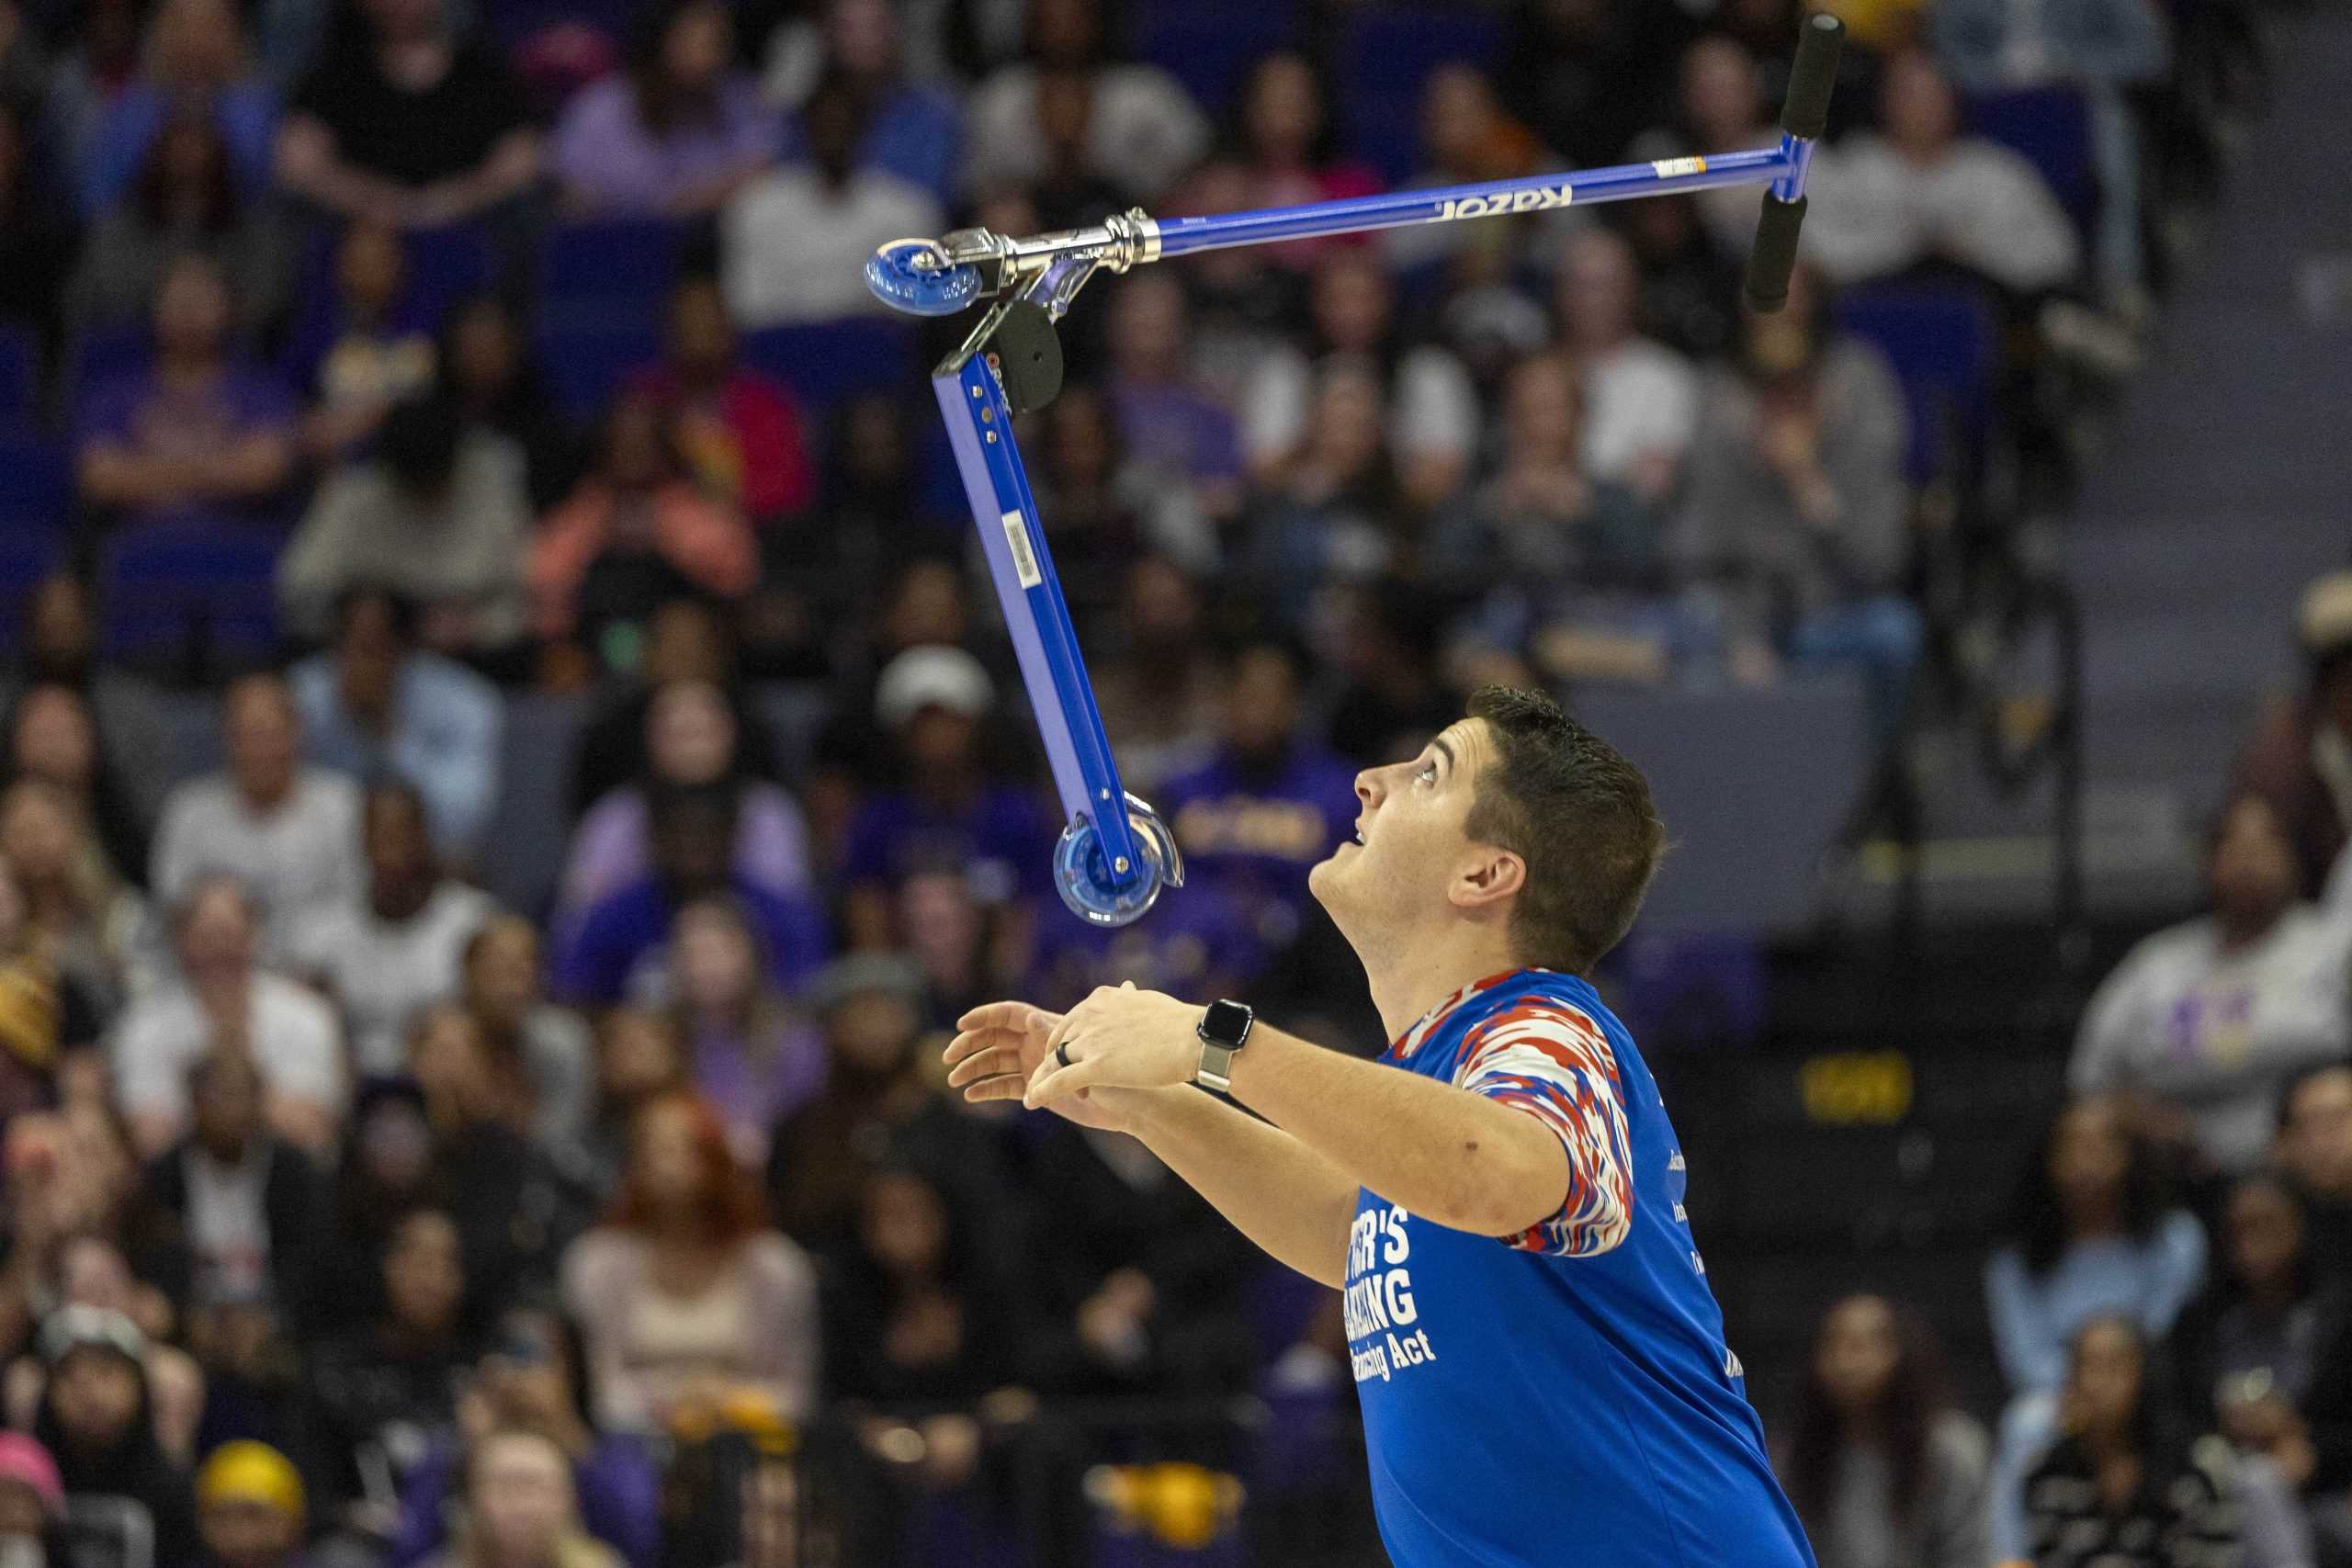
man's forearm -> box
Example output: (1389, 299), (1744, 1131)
(1225, 1026), (1568, 1239)
(1112, 1085), (1359, 1288)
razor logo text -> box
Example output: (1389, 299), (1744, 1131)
(1430, 184), (1575, 222)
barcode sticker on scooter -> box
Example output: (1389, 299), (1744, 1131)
(1001, 511), (1043, 588)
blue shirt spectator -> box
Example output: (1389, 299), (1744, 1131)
(763, 0), (962, 206)
(76, 0), (277, 216)
(290, 588), (503, 862)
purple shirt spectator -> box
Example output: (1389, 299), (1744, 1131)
(557, 783), (815, 937)
(76, 361), (299, 526)
(551, 875), (829, 1007)
(81, 79), (278, 216)
(1159, 742), (1359, 945)
(842, 785), (1056, 908)
(1108, 382), (1244, 486)
(1029, 878), (1267, 1013)
(550, 73), (779, 216)
(778, 80), (961, 207)
(390, 1432), (661, 1568)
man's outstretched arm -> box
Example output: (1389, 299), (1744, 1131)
(1026, 988), (1579, 1244)
(948, 1001), (1359, 1287)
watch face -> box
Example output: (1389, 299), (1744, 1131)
(1202, 999), (1252, 1048)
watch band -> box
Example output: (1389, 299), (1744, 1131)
(1193, 1000), (1253, 1094)
(1195, 1042), (1239, 1095)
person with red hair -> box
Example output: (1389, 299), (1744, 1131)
(557, 1090), (816, 1435)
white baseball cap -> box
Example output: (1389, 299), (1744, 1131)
(875, 645), (994, 729)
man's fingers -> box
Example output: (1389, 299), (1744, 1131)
(1025, 1051), (1105, 1110)
(942, 1027), (1018, 1068)
(956, 1000), (1056, 1036)
(960, 1073), (1029, 1104)
(945, 1045), (1024, 1089)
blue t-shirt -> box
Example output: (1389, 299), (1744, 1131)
(1159, 745), (1358, 942)
(1348, 968), (1813, 1568)
(842, 784), (1056, 907)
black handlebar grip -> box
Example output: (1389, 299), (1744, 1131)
(1781, 13), (1844, 141)
(1744, 193), (1808, 312)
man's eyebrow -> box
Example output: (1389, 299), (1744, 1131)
(1431, 736), (1456, 776)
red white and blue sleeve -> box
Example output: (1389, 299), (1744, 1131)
(1452, 998), (1635, 1258)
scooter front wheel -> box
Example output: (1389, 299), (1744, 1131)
(1053, 801), (1183, 927)
(865, 238), (984, 317)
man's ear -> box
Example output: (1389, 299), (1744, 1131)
(1452, 845), (1524, 913)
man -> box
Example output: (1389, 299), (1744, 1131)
(290, 586), (504, 862)
(2235, 571), (2352, 901)
(111, 876), (345, 1159)
(130, 1048), (327, 1333)
(152, 672), (364, 966)
(945, 687), (1813, 1567)
(287, 781), (496, 1077)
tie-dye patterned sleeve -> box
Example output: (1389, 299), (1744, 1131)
(1453, 997), (1635, 1258)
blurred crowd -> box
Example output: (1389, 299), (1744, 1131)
(0, 0), (2296, 1561)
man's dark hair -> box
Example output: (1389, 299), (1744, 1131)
(1464, 686), (1663, 975)
(377, 393), (466, 498)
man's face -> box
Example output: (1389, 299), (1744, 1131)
(2281, 1069), (2352, 1199)
(1310, 718), (1492, 935)
(472, 1435), (572, 1560)
(224, 682), (299, 806)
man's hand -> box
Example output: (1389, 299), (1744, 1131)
(945, 1001), (1134, 1133)
(1027, 985), (1201, 1109)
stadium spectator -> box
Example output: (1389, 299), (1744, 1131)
(1220, 51), (1381, 273)
(278, 393), (535, 656)
(565, 600), (784, 818)
(529, 393), (759, 657)
(74, 254), (298, 529)
(1030, 384), (1209, 620)
(2234, 571), (2352, 903)
(459, 915), (594, 1155)
(126, 1047), (327, 1333)
(839, 647), (1049, 951)
(572, 1007), (686, 1201)
(2072, 795), (2351, 1175)
(111, 876), (344, 1160)
(1380, 64), (1547, 282)
(1159, 640), (1359, 955)
(4, 682), (153, 895)
(1673, 263), (1918, 730)
(274, 0), (540, 230)
(1323, 578), (1468, 771)
(1426, 353), (1669, 685)
(2175, 1172), (2327, 1477)
(288, 590), (504, 860)
(436, 295), (584, 514)
(1241, 361), (1410, 631)
(386, 1308), (660, 1568)
(286, 220), (438, 460)
(1102, 274), (1242, 531)
(959, 0), (1206, 203)
(31, 1305), (198, 1565)
(2277, 1064), (2352, 1251)
(763, 953), (1003, 1247)
(287, 783), (494, 1076)
(763, 0), (961, 207)
(1498, 0), (1688, 173)
(75, 0), (274, 218)
(1554, 226), (1699, 504)
(1779, 1294), (1991, 1568)
(720, 76), (941, 328)
(2020, 1315), (2310, 1568)
(422, 1427), (619, 1568)
(1244, 247), (1477, 513)
(561, 1091), (817, 1433)
(305, 1208), (478, 1545)
(316, 1077), (435, 1316)
(151, 672), (363, 964)
(0, 103), (75, 350)
(69, 113), (285, 340)
(551, 0), (775, 218)
(1662, 37), (1781, 264)
(1090, 557), (1222, 796)
(193, 1443), (306, 1568)
(1984, 1095), (2209, 1556)
(0, 576), (174, 844)
(0, 854), (77, 1120)
(551, 781), (827, 1008)
(1932, 0), (2169, 302)
(1801, 49), (2081, 297)
(666, 896), (822, 1168)
(1614, 192), (1744, 363)
(1027, 873), (1262, 1018)
(0, 780), (149, 1032)
(628, 276), (816, 527)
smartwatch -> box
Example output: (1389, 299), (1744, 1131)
(1194, 999), (1255, 1094)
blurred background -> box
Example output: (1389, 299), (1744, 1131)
(0, 0), (2347, 1562)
